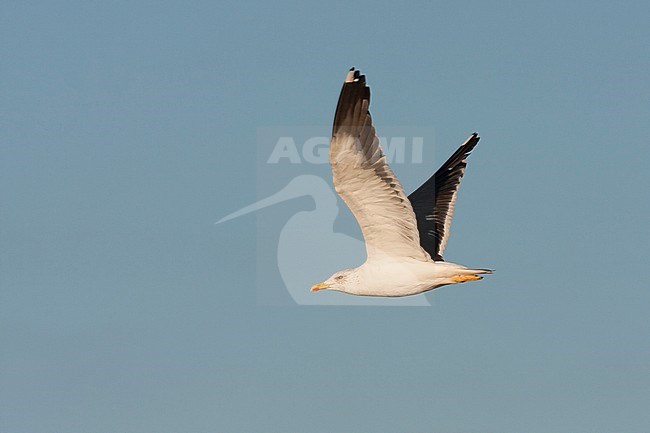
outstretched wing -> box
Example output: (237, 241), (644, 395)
(330, 68), (429, 262)
(408, 133), (481, 261)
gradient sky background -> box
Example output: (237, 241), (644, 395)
(2, 1), (650, 432)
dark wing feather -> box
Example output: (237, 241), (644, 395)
(407, 133), (480, 261)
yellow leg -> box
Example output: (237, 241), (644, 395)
(451, 274), (483, 283)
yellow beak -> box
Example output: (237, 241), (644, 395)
(310, 282), (330, 292)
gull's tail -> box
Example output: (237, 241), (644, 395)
(462, 267), (494, 275)
(477, 268), (493, 274)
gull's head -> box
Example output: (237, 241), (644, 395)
(310, 269), (356, 293)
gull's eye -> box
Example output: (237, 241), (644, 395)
(336, 275), (344, 280)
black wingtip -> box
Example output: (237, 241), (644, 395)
(333, 67), (370, 134)
(344, 67), (366, 85)
(459, 132), (480, 152)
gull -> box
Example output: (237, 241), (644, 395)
(310, 68), (492, 297)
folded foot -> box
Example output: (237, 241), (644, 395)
(451, 274), (483, 283)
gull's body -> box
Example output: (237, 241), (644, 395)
(311, 68), (491, 297)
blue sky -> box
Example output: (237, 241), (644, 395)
(2, 1), (650, 432)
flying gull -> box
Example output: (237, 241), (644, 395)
(310, 68), (491, 297)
